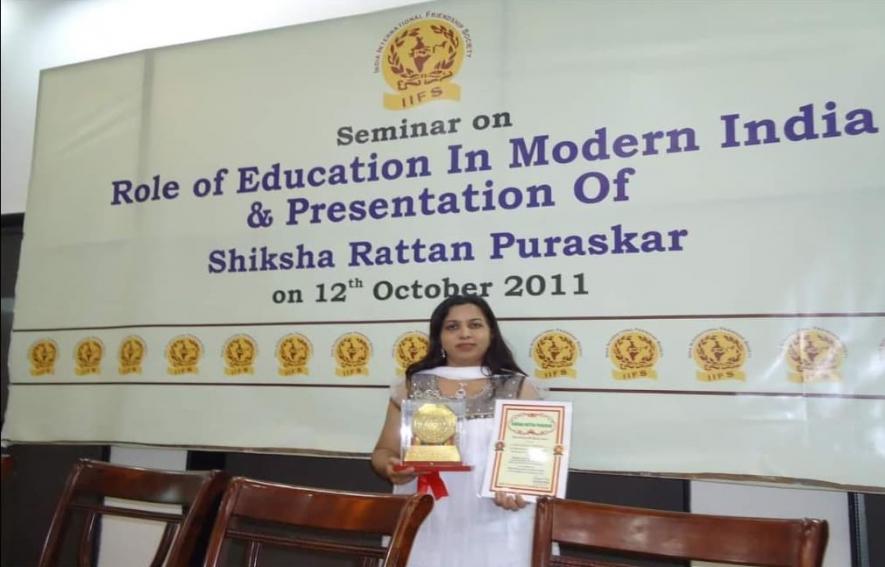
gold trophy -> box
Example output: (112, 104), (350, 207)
(399, 399), (470, 471)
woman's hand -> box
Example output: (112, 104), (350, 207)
(372, 402), (414, 484)
(493, 491), (527, 511)
(384, 455), (418, 485)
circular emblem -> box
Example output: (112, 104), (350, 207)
(531, 330), (580, 378)
(784, 328), (845, 382)
(223, 335), (257, 368)
(75, 337), (104, 375)
(393, 331), (429, 371)
(382, 19), (464, 93)
(166, 335), (202, 375)
(277, 333), (313, 374)
(692, 329), (747, 371)
(412, 403), (457, 445)
(609, 330), (660, 369)
(333, 333), (372, 376)
(119, 336), (146, 367)
(29, 339), (58, 376)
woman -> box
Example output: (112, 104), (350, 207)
(371, 295), (539, 567)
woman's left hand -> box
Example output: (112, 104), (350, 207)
(493, 491), (527, 511)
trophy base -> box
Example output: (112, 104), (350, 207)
(393, 463), (472, 472)
(404, 444), (462, 463)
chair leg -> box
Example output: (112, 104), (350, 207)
(77, 512), (98, 567)
(150, 523), (179, 567)
(245, 540), (262, 567)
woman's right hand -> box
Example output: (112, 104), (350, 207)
(384, 455), (417, 485)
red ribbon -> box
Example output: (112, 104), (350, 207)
(417, 471), (449, 500)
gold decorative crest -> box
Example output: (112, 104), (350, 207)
(277, 333), (312, 376)
(166, 335), (202, 375)
(607, 330), (660, 380)
(333, 332), (372, 377)
(381, 18), (465, 110)
(393, 331), (429, 377)
(691, 329), (748, 382)
(784, 328), (845, 383)
(223, 334), (257, 376)
(74, 337), (103, 376)
(531, 330), (580, 379)
(29, 339), (58, 376)
(118, 336), (146, 375)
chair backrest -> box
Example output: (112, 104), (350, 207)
(203, 477), (433, 567)
(533, 497), (828, 567)
(39, 458), (227, 567)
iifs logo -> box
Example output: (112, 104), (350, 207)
(691, 329), (748, 382)
(379, 16), (468, 109)
(333, 332), (372, 377)
(393, 331), (429, 377)
(607, 330), (661, 380)
(531, 330), (580, 379)
(75, 337), (104, 376)
(783, 328), (845, 383)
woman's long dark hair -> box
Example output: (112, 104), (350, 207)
(406, 295), (526, 378)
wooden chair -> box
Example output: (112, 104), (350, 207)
(532, 497), (828, 567)
(203, 477), (433, 567)
(39, 458), (227, 567)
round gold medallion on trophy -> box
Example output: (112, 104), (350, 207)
(412, 403), (457, 445)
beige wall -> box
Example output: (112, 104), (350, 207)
(0, 0), (425, 214)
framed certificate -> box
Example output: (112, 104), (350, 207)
(481, 399), (572, 501)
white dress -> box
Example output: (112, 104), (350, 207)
(392, 366), (535, 567)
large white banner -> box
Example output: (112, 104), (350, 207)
(3, 0), (884, 489)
